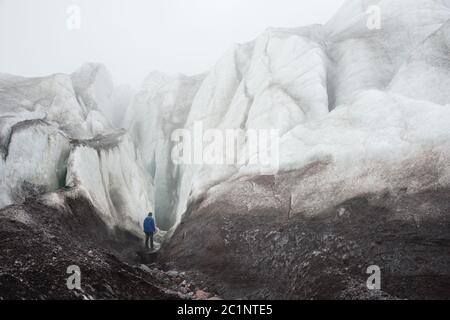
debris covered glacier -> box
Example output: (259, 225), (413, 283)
(1, 0), (450, 300)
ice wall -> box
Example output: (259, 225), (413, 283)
(0, 120), (70, 207)
(1, 0), (450, 236)
(0, 64), (154, 235)
(124, 72), (205, 229)
(66, 132), (154, 234)
(148, 0), (450, 227)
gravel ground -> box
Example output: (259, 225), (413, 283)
(0, 189), (219, 300)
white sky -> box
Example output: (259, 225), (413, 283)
(0, 0), (345, 87)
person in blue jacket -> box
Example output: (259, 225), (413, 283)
(143, 212), (156, 250)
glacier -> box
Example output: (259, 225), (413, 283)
(159, 0), (450, 299)
(66, 131), (154, 234)
(153, 0), (450, 230)
(1, 0), (450, 299)
(0, 64), (154, 236)
(124, 72), (206, 229)
(1, 0), (449, 239)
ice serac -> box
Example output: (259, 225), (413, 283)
(0, 120), (70, 208)
(111, 85), (134, 129)
(0, 64), (120, 143)
(71, 63), (134, 133)
(325, 0), (450, 108)
(174, 26), (332, 223)
(388, 20), (450, 104)
(0, 73), (85, 209)
(0, 64), (154, 235)
(165, 0), (450, 227)
(71, 63), (135, 130)
(66, 132), (154, 235)
(1, 0), (450, 300)
(0, 73), (91, 139)
(161, 0), (450, 299)
(217, 90), (450, 216)
(124, 72), (205, 229)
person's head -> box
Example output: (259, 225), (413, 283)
(148, 212), (153, 217)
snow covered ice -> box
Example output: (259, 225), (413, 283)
(124, 72), (205, 229)
(1, 0), (450, 300)
(0, 63), (154, 236)
(66, 132), (154, 234)
(152, 0), (450, 227)
(1, 0), (450, 233)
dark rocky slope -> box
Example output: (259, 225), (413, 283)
(161, 184), (450, 300)
(0, 188), (217, 300)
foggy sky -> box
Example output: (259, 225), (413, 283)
(0, 0), (345, 87)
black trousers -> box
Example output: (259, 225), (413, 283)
(145, 232), (154, 249)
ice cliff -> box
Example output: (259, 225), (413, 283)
(1, 0), (450, 246)
(1, 0), (450, 299)
(158, 0), (450, 299)
(124, 72), (206, 229)
(122, 0), (450, 229)
(0, 65), (153, 235)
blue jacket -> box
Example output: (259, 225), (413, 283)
(143, 216), (156, 233)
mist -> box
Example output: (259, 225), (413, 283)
(0, 0), (345, 87)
